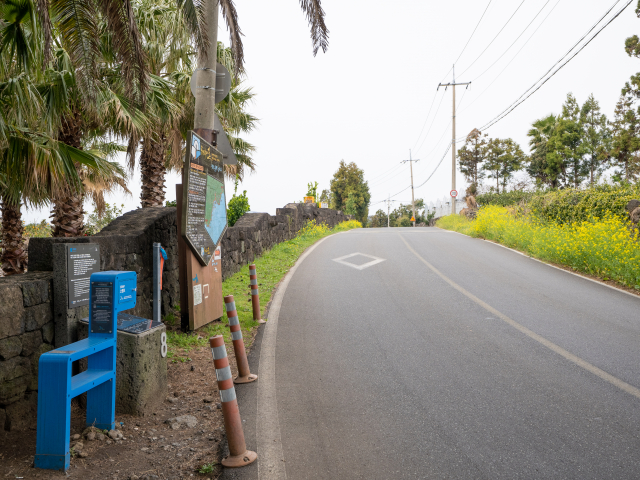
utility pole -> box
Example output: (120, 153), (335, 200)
(438, 65), (470, 215)
(383, 195), (397, 228)
(193, 0), (219, 144)
(401, 150), (419, 226)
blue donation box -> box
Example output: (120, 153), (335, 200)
(35, 271), (137, 471)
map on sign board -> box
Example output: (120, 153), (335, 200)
(182, 131), (228, 266)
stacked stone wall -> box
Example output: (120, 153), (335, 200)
(0, 272), (55, 431)
(0, 202), (350, 430)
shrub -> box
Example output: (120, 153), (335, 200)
(227, 190), (250, 227)
(476, 191), (536, 207)
(85, 204), (124, 235)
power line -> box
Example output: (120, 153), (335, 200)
(472, 0), (553, 82)
(411, 91), (440, 152)
(414, 144), (452, 190)
(454, 0), (494, 65)
(458, 0), (528, 78)
(479, 0), (632, 131)
(459, 0), (563, 115)
(414, 90), (447, 154)
(366, 162), (404, 184)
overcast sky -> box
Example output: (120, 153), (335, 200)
(22, 0), (640, 222)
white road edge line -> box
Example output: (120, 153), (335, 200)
(257, 233), (339, 480)
(437, 227), (640, 301)
(399, 234), (640, 402)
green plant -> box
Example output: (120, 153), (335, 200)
(306, 181), (319, 202)
(165, 200), (177, 207)
(85, 203), (125, 235)
(198, 463), (219, 474)
(227, 190), (250, 227)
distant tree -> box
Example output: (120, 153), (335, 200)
(329, 160), (370, 224)
(370, 209), (388, 228)
(485, 138), (525, 192)
(609, 91), (640, 183)
(318, 189), (332, 205)
(527, 115), (560, 188)
(580, 94), (611, 186)
(458, 128), (487, 195)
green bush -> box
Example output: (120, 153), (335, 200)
(529, 184), (640, 225)
(476, 191), (536, 207)
(227, 190), (250, 227)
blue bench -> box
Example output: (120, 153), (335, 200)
(35, 271), (137, 471)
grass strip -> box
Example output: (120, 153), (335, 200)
(166, 220), (362, 357)
(437, 206), (640, 290)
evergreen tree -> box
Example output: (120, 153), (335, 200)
(547, 93), (586, 188)
(485, 138), (525, 192)
(458, 128), (487, 195)
(609, 92), (640, 183)
(329, 160), (371, 224)
(580, 94), (611, 186)
(527, 115), (559, 188)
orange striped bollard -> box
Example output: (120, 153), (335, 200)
(224, 295), (258, 384)
(249, 264), (266, 324)
(209, 336), (257, 468)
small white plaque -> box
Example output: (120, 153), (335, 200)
(193, 284), (203, 306)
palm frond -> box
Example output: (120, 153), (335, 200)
(218, 0), (243, 74)
(299, 0), (329, 56)
(175, 0), (207, 60)
(97, 0), (148, 104)
(50, 0), (100, 100)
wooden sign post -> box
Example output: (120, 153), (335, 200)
(176, 131), (227, 331)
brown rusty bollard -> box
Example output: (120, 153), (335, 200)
(249, 264), (266, 324)
(209, 336), (257, 468)
(224, 295), (258, 384)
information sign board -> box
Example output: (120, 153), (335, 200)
(90, 281), (113, 334)
(67, 244), (100, 307)
(181, 131), (228, 266)
(304, 196), (315, 204)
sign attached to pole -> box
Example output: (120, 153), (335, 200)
(411, 216), (415, 222)
(181, 131), (228, 266)
(450, 190), (459, 198)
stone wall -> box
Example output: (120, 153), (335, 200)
(221, 203), (351, 280)
(0, 272), (55, 431)
(0, 202), (350, 430)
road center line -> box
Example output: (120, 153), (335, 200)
(399, 234), (640, 401)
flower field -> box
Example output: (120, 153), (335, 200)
(437, 205), (640, 290)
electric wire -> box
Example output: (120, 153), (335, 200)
(459, 0), (563, 115)
(366, 162), (404, 184)
(458, 0), (528, 78)
(472, 0), (552, 82)
(414, 90), (447, 154)
(479, 0), (632, 131)
(454, 0), (494, 65)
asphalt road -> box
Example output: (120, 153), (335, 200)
(223, 227), (640, 480)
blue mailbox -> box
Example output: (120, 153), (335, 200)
(35, 271), (137, 471)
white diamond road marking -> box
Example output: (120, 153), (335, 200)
(332, 252), (386, 271)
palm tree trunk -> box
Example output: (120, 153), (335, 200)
(140, 136), (166, 208)
(51, 111), (85, 237)
(1, 197), (27, 275)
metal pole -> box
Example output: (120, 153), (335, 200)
(437, 67), (470, 217)
(409, 150), (416, 227)
(451, 69), (456, 216)
(153, 242), (160, 322)
(193, 0), (219, 143)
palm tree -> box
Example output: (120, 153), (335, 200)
(0, 0), (125, 273)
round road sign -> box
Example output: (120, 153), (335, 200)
(450, 190), (458, 197)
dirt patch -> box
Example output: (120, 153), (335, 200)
(0, 341), (246, 480)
